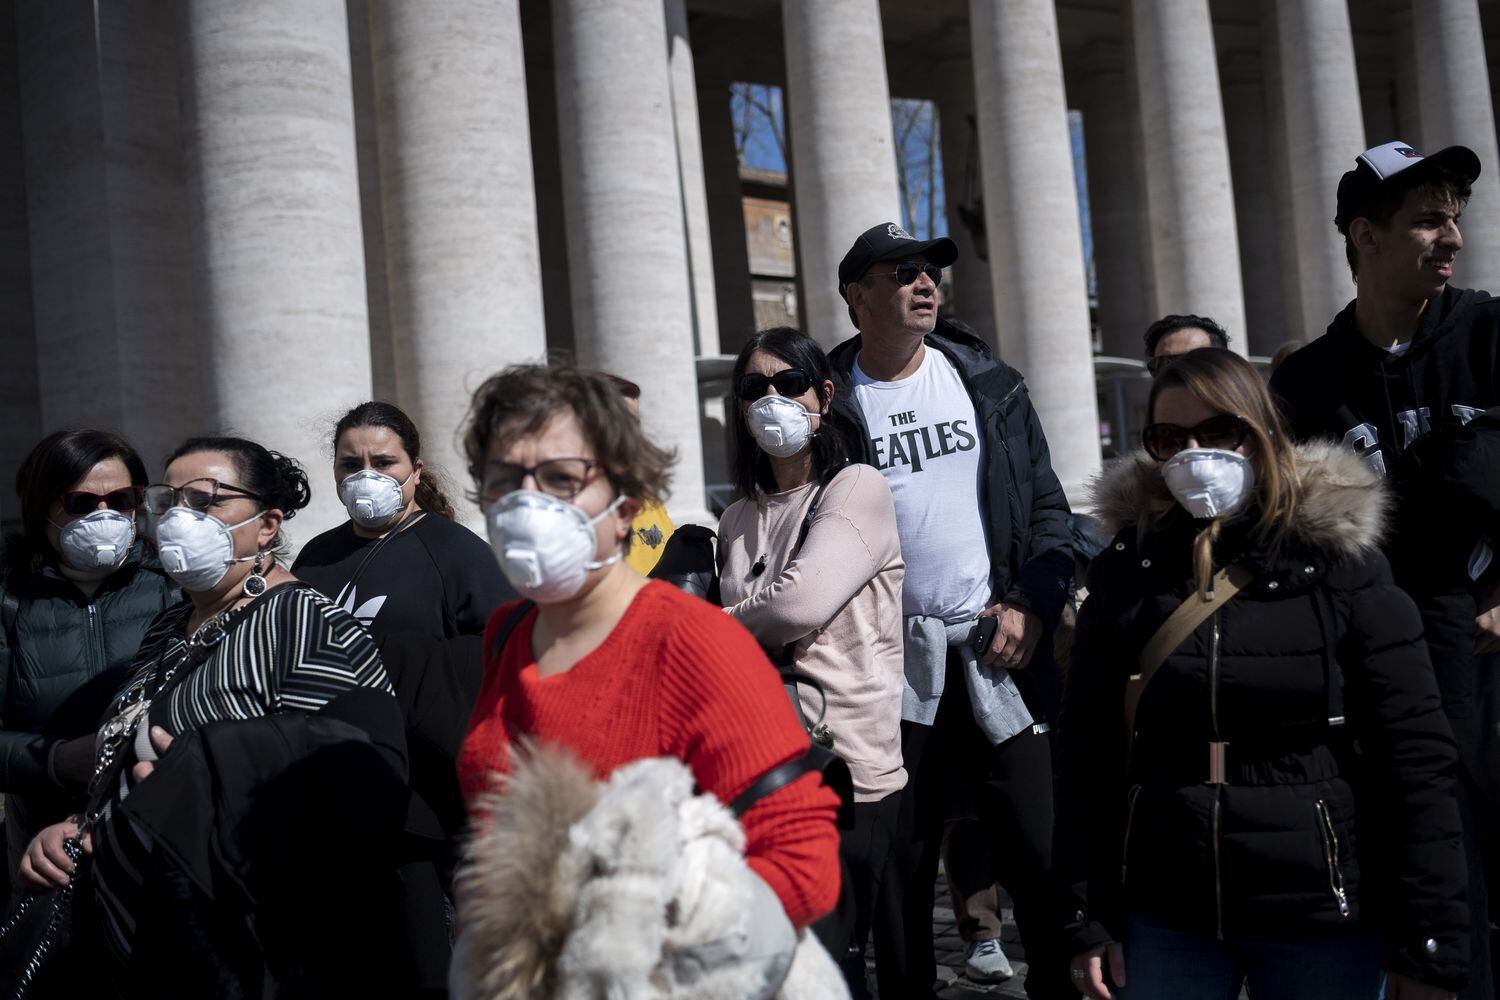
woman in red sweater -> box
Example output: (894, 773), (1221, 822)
(456, 364), (841, 931)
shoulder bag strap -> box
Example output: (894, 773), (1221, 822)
(339, 511), (425, 601)
(1123, 563), (1253, 763)
(486, 600), (537, 663)
(773, 464), (845, 672)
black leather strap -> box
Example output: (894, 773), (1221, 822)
(487, 600), (537, 662)
(729, 753), (819, 818)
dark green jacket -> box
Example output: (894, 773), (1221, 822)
(0, 540), (174, 798)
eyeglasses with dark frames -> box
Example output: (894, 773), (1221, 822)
(480, 457), (599, 504)
(59, 486), (146, 517)
(865, 260), (944, 287)
(143, 479), (267, 516)
(1141, 414), (1251, 461)
(736, 368), (813, 401)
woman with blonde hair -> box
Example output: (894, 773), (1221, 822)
(1055, 347), (1467, 999)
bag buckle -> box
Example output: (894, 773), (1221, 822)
(1207, 741), (1229, 785)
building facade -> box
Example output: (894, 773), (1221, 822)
(4, 0), (1500, 540)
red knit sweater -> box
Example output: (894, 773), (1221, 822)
(458, 581), (842, 928)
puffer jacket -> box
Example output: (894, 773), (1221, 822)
(1054, 442), (1468, 991)
(0, 539), (175, 863)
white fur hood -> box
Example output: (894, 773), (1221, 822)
(1087, 439), (1391, 559)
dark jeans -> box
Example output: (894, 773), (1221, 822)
(873, 658), (1071, 1000)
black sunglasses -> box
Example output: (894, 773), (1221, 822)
(60, 486), (145, 517)
(1146, 354), (1185, 377)
(1141, 414), (1250, 461)
(737, 368), (812, 401)
(866, 260), (944, 287)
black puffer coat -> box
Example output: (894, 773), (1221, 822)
(0, 540), (175, 872)
(1055, 442), (1468, 990)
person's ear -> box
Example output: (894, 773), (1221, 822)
(1349, 218), (1378, 255)
(257, 509), (284, 553)
(614, 497), (641, 541)
(820, 379), (835, 417)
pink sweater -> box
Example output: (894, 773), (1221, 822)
(719, 464), (907, 802)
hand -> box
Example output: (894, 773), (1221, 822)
(18, 818), (91, 889)
(1069, 942), (1125, 999)
(1475, 575), (1500, 655)
(979, 602), (1043, 669)
(52, 734), (96, 787)
(1385, 969), (1455, 1000)
(130, 726), (174, 784)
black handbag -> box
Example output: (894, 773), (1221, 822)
(0, 837), (83, 999)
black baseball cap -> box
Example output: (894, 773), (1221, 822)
(1334, 140), (1481, 233)
(838, 222), (958, 299)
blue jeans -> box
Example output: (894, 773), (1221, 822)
(1118, 909), (1382, 1000)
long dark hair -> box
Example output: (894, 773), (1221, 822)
(730, 327), (848, 498)
(333, 401), (455, 520)
(165, 437), (312, 557)
(13, 428), (150, 564)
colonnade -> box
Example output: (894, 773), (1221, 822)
(3, 0), (1500, 532)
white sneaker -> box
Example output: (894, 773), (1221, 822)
(964, 938), (1015, 981)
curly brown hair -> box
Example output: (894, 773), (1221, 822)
(462, 364), (674, 508)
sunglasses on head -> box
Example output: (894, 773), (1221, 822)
(736, 368), (812, 401)
(1141, 414), (1250, 461)
(60, 486), (145, 517)
(867, 260), (944, 287)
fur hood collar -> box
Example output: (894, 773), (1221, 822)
(1088, 440), (1389, 559)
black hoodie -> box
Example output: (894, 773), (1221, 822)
(1269, 286), (1500, 474)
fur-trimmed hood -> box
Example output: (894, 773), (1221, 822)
(1088, 440), (1390, 559)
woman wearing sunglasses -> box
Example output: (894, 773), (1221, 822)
(717, 327), (905, 995)
(454, 364), (842, 989)
(1055, 348), (1466, 999)
(293, 400), (508, 644)
(0, 429), (174, 893)
(18, 436), (407, 994)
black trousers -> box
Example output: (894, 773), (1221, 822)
(872, 656), (1072, 1000)
(813, 791), (902, 999)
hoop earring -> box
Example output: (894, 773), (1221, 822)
(243, 552), (269, 599)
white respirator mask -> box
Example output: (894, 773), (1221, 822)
(338, 468), (414, 529)
(53, 510), (135, 573)
(1161, 448), (1254, 520)
(153, 506), (262, 592)
(746, 395), (817, 458)
(485, 490), (626, 603)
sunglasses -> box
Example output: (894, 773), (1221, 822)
(59, 486), (146, 517)
(1141, 414), (1250, 461)
(736, 368), (812, 401)
(144, 479), (266, 516)
(866, 260), (944, 287)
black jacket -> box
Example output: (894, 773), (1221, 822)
(828, 317), (1074, 724)
(1055, 443), (1467, 990)
(1270, 287), (1500, 747)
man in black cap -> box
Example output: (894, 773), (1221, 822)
(1271, 140), (1500, 998)
(826, 222), (1075, 999)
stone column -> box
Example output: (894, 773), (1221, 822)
(553, 0), (709, 523)
(0, 0), (40, 512)
(969, 0), (1101, 498)
(1220, 52), (1288, 356)
(665, 0), (719, 358)
(347, 0), (397, 404)
(1412, 0), (1500, 288)
(935, 59), (998, 350)
(1259, 0), (1307, 344)
(1271, 0), (1365, 343)
(782, 0), (902, 349)
(178, 1), (373, 540)
(1073, 41), (1153, 358)
(370, 0), (547, 528)
(698, 78), (756, 356)
(1129, 0), (1248, 354)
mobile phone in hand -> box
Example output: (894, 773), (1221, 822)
(971, 614), (999, 653)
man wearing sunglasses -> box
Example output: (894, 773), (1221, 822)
(827, 222), (1075, 999)
(1270, 140), (1500, 1000)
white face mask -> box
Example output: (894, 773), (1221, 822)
(485, 490), (625, 603)
(153, 506), (263, 592)
(746, 394), (817, 459)
(1162, 448), (1254, 520)
(338, 468), (414, 529)
(53, 510), (135, 573)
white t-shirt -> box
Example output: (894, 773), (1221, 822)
(851, 347), (991, 621)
